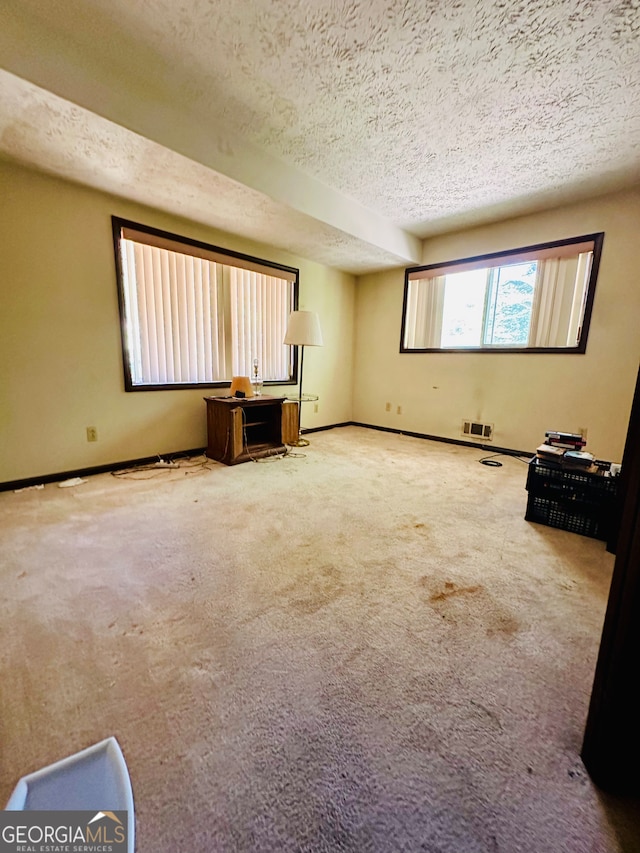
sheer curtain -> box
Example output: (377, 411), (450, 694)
(403, 276), (445, 348)
(528, 254), (591, 347)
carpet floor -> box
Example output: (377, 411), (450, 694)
(1, 426), (639, 852)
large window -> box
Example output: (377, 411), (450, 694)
(401, 233), (604, 353)
(112, 218), (298, 390)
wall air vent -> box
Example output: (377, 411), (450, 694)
(462, 420), (493, 440)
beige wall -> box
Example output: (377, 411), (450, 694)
(3, 156), (638, 484)
(353, 188), (640, 462)
(0, 159), (355, 483)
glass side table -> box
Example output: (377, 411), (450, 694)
(284, 393), (319, 446)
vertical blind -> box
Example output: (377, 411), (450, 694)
(117, 225), (296, 387)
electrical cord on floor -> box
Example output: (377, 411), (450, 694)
(111, 454), (216, 479)
(479, 456), (503, 467)
(478, 450), (534, 468)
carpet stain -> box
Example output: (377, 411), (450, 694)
(401, 520), (431, 534)
(122, 623), (144, 636)
(421, 579), (521, 638)
(285, 563), (345, 615)
(429, 581), (481, 602)
(486, 614), (520, 637)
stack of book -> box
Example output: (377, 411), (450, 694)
(545, 430), (587, 451)
(536, 430), (595, 468)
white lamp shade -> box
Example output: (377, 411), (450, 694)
(283, 310), (323, 347)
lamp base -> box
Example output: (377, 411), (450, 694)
(288, 436), (310, 447)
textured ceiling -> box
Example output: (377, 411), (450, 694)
(1, 0), (640, 273)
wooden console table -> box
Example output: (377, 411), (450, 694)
(204, 395), (298, 465)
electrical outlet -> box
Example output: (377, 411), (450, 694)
(313, 403), (319, 414)
(86, 426), (98, 442)
(385, 402), (391, 412)
(397, 405), (402, 415)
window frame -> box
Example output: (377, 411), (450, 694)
(399, 232), (604, 355)
(112, 217), (299, 391)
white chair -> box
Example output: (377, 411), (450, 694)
(5, 736), (134, 852)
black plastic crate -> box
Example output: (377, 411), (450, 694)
(526, 459), (618, 504)
(525, 493), (611, 540)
